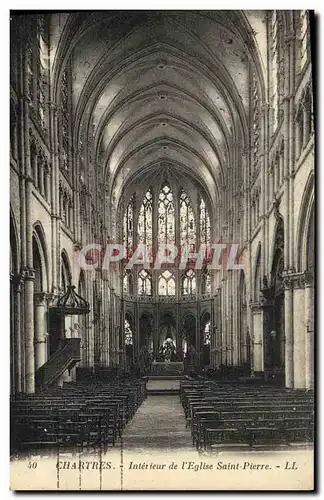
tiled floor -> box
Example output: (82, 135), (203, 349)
(122, 395), (194, 451)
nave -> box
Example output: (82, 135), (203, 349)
(11, 375), (314, 459)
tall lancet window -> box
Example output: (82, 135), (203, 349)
(125, 319), (133, 346)
(252, 75), (260, 172)
(203, 321), (211, 345)
(158, 183), (175, 246)
(138, 269), (152, 296)
(123, 194), (134, 256)
(180, 190), (196, 250)
(202, 271), (211, 294)
(182, 269), (196, 295)
(37, 15), (49, 131)
(158, 270), (176, 296)
(299, 10), (310, 70)
(270, 10), (280, 133)
(199, 197), (211, 246)
(137, 189), (153, 251)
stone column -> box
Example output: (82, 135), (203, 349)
(250, 302), (263, 374)
(49, 102), (59, 295)
(34, 292), (47, 370)
(288, 31), (296, 269)
(292, 276), (306, 388)
(13, 275), (24, 393)
(283, 275), (294, 388)
(304, 273), (314, 389)
(23, 268), (35, 393)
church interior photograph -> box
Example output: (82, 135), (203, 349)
(10, 10), (314, 463)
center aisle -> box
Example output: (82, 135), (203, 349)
(122, 395), (196, 451)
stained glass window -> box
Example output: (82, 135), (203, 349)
(300, 11), (309, 69)
(60, 67), (69, 171)
(123, 272), (132, 294)
(270, 11), (280, 132)
(37, 15), (48, 130)
(182, 269), (196, 295)
(125, 319), (133, 345)
(158, 183), (175, 246)
(25, 16), (48, 131)
(202, 272), (211, 294)
(123, 194), (134, 255)
(180, 190), (196, 250)
(199, 197), (211, 246)
(138, 269), (152, 295)
(158, 270), (176, 296)
(137, 189), (153, 252)
(203, 321), (211, 345)
(252, 75), (260, 171)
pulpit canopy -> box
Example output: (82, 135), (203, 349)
(50, 285), (90, 316)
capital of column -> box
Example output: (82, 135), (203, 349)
(21, 267), (35, 282)
(282, 270), (311, 290)
(34, 292), (47, 306)
(249, 301), (262, 313)
(303, 271), (314, 287)
(46, 293), (56, 306)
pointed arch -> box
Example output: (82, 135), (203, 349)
(158, 182), (175, 246)
(296, 172), (315, 272)
(138, 269), (152, 296)
(32, 222), (49, 292)
(123, 192), (135, 255)
(158, 270), (175, 296)
(179, 189), (196, 249)
(199, 195), (211, 246)
(61, 249), (71, 292)
(181, 269), (196, 296)
(137, 188), (153, 249)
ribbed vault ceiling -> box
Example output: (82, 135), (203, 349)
(53, 10), (267, 211)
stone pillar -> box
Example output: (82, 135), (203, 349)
(49, 102), (59, 295)
(288, 31), (296, 269)
(293, 277), (306, 388)
(13, 275), (23, 393)
(250, 302), (263, 374)
(34, 292), (47, 370)
(283, 276), (294, 388)
(304, 274), (314, 389)
(23, 268), (35, 393)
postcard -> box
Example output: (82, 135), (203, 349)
(10, 9), (315, 491)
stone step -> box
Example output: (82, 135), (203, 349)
(147, 389), (180, 396)
(148, 375), (185, 380)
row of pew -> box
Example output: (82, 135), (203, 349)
(180, 381), (314, 452)
(10, 379), (147, 457)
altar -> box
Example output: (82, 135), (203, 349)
(150, 361), (184, 376)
